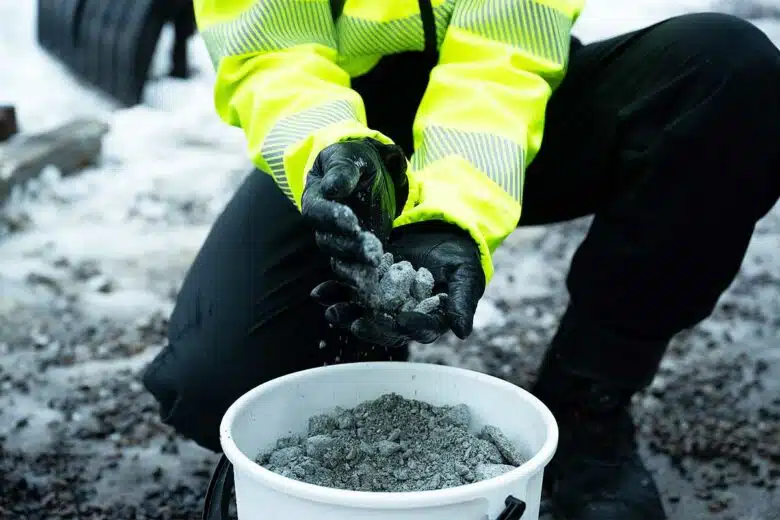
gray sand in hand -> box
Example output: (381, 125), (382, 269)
(376, 252), (394, 279)
(376, 261), (417, 312)
(373, 260), (438, 315)
(336, 238), (443, 317)
(411, 268), (434, 301)
(256, 393), (526, 492)
(414, 294), (445, 314)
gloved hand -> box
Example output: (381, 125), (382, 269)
(301, 137), (408, 266)
(311, 221), (486, 347)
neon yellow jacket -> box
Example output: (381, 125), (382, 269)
(194, 0), (583, 282)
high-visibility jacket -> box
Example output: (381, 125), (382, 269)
(194, 0), (583, 282)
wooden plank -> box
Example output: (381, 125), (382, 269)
(0, 119), (110, 203)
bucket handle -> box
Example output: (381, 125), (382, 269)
(202, 455), (527, 519)
(202, 455), (234, 520)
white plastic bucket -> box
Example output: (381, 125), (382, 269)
(213, 362), (558, 520)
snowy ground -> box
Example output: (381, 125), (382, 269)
(1, 1), (779, 519)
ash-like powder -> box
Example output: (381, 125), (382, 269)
(256, 393), (526, 492)
(352, 252), (443, 317)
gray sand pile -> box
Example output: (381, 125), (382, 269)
(256, 393), (526, 492)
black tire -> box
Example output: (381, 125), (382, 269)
(35, 0), (53, 50)
(63, 0), (83, 59)
(98, 0), (138, 97)
(77, 0), (108, 84)
(37, 0), (174, 107)
(114, 0), (166, 105)
(36, 0), (83, 59)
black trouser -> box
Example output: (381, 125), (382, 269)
(143, 13), (780, 452)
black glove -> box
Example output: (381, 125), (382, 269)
(301, 138), (408, 265)
(311, 221), (486, 347)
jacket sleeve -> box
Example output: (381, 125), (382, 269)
(194, 0), (395, 208)
(396, 0), (584, 282)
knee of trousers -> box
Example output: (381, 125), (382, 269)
(661, 13), (780, 125)
(659, 13), (780, 104)
(141, 295), (264, 453)
(644, 13), (780, 196)
(141, 338), (223, 452)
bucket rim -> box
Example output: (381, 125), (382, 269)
(219, 361), (559, 509)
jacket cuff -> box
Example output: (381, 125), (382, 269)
(292, 123), (396, 208)
(393, 157), (521, 283)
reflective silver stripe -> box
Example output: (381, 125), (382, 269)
(452, 0), (572, 65)
(433, 0), (458, 44)
(261, 100), (358, 200)
(337, 14), (425, 56)
(412, 126), (525, 203)
(200, 0), (336, 66)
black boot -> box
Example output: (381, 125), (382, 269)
(532, 354), (667, 520)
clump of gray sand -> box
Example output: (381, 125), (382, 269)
(256, 393), (526, 492)
(343, 252), (447, 316)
